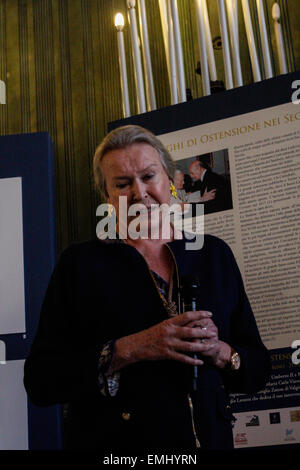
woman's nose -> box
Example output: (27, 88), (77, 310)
(131, 180), (147, 202)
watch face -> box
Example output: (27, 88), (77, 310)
(231, 352), (241, 370)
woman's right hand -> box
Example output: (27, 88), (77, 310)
(108, 311), (217, 374)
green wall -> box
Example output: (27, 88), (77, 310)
(0, 0), (299, 253)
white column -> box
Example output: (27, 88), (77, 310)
(217, 0), (234, 89)
(166, 0), (178, 104)
(137, 0), (157, 110)
(127, 0), (146, 114)
(202, 0), (217, 82)
(115, 14), (131, 118)
(170, 0), (186, 102)
(256, 0), (273, 78)
(226, 0), (243, 86)
(194, 0), (210, 96)
(241, 0), (262, 82)
(272, 2), (288, 74)
(0, 80), (6, 104)
(158, 0), (171, 94)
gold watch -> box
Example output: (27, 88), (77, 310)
(230, 349), (241, 370)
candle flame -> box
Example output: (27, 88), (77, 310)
(115, 13), (125, 30)
(272, 3), (280, 21)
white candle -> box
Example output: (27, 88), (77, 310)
(158, 0), (172, 95)
(127, 0), (146, 114)
(170, 0), (186, 102)
(115, 13), (131, 118)
(137, 0), (157, 110)
(217, 0), (234, 89)
(241, 0), (261, 82)
(256, 0), (273, 79)
(202, 0), (217, 82)
(166, 0), (178, 104)
(195, 0), (210, 96)
(231, 0), (239, 55)
(0, 80), (6, 104)
(272, 2), (288, 75)
(233, 0), (238, 32)
(225, 0), (243, 87)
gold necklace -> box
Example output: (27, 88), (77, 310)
(122, 238), (179, 317)
(148, 265), (179, 318)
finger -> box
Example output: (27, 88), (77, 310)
(198, 341), (220, 359)
(191, 336), (217, 344)
(179, 326), (217, 340)
(173, 338), (216, 354)
(185, 321), (218, 339)
(199, 323), (218, 336)
(173, 311), (213, 326)
(169, 350), (204, 366)
(186, 318), (215, 329)
(186, 319), (218, 338)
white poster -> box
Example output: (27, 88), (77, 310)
(0, 177), (26, 334)
(0, 360), (28, 449)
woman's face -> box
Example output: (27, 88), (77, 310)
(101, 143), (171, 233)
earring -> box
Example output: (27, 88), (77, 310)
(170, 181), (178, 198)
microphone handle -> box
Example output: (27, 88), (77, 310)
(183, 299), (198, 392)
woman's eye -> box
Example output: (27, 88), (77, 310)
(143, 174), (154, 181)
(116, 183), (128, 189)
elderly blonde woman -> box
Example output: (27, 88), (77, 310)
(24, 125), (270, 452)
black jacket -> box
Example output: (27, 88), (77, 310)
(24, 235), (270, 451)
(193, 170), (233, 214)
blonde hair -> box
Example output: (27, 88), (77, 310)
(93, 125), (176, 197)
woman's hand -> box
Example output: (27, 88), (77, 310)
(108, 311), (219, 374)
(186, 316), (232, 369)
(200, 187), (216, 202)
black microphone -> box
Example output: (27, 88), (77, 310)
(180, 275), (201, 392)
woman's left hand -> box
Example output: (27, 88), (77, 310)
(187, 315), (232, 369)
